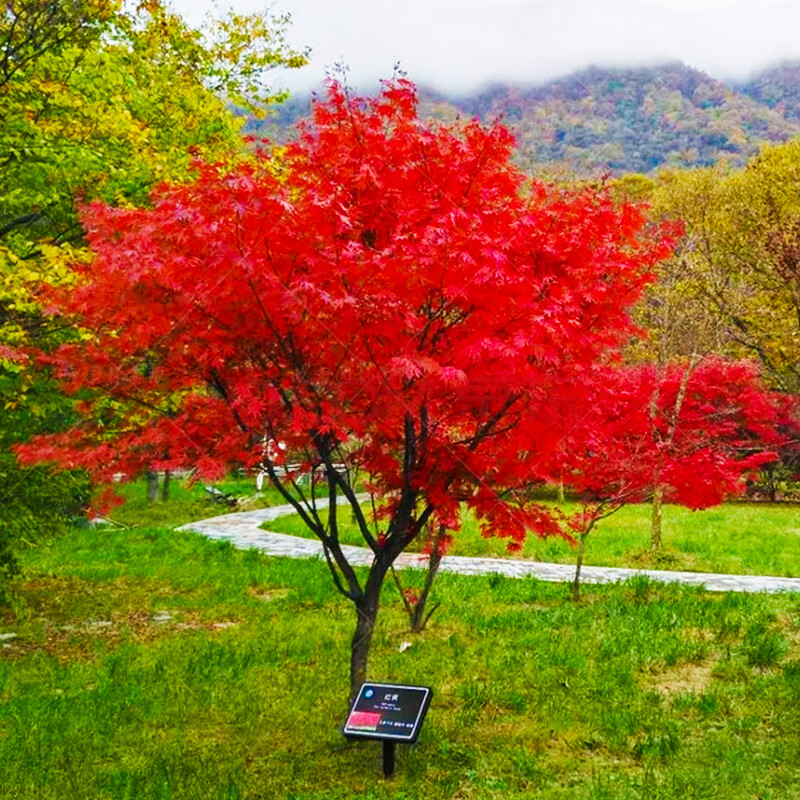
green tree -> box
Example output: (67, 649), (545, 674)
(1, 0), (307, 260)
(615, 169), (732, 366)
(646, 143), (800, 392)
(0, 0), (307, 591)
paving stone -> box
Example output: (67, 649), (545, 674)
(178, 499), (800, 594)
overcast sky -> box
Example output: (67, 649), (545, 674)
(170, 0), (800, 96)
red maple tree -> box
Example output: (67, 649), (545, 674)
(542, 358), (792, 598)
(17, 79), (676, 697)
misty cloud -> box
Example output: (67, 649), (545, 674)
(172, 0), (800, 94)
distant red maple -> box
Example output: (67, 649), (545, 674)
(17, 79), (676, 696)
(549, 359), (788, 505)
(540, 358), (793, 597)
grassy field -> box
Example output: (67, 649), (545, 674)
(2, 485), (800, 798)
(101, 476), (291, 530)
(265, 500), (800, 578)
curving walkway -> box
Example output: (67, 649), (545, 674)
(179, 498), (800, 594)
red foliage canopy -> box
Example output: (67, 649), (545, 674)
(18, 79), (675, 553)
(544, 357), (793, 519)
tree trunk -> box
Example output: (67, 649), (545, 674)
(571, 532), (589, 602)
(651, 485), (663, 551)
(410, 535), (443, 633)
(349, 589), (381, 703)
(146, 469), (158, 504)
(161, 470), (171, 502)
(765, 466), (777, 502)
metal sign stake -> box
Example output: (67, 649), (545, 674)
(382, 740), (396, 778)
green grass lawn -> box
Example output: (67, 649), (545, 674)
(103, 475), (291, 530)
(265, 500), (800, 578)
(2, 483), (800, 798)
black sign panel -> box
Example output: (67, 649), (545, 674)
(343, 682), (432, 743)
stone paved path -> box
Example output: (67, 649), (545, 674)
(179, 498), (800, 594)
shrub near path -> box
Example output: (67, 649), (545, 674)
(2, 509), (800, 799)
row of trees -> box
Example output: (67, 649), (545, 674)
(633, 141), (800, 393)
(12, 80), (795, 698)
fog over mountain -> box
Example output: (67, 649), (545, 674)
(173, 0), (800, 97)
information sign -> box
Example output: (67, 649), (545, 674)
(343, 682), (432, 744)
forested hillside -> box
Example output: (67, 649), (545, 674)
(253, 61), (800, 176)
(738, 61), (800, 122)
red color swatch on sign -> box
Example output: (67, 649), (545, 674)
(348, 711), (382, 730)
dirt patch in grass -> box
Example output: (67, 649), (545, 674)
(0, 607), (242, 663)
(682, 627), (716, 643)
(248, 587), (289, 602)
(18, 574), (184, 622)
(625, 548), (704, 573)
(174, 618), (241, 632)
(776, 611), (800, 656)
(641, 659), (716, 697)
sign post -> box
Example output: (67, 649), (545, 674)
(382, 741), (395, 777)
(343, 682), (433, 778)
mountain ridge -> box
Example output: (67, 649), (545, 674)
(247, 60), (800, 176)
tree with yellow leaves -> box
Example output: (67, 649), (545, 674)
(0, 0), (306, 587)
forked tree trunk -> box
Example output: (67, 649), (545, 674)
(391, 524), (445, 633)
(350, 591), (381, 702)
(651, 485), (664, 551)
(348, 549), (395, 701)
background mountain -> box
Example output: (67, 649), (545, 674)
(738, 61), (800, 122)
(247, 61), (800, 176)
